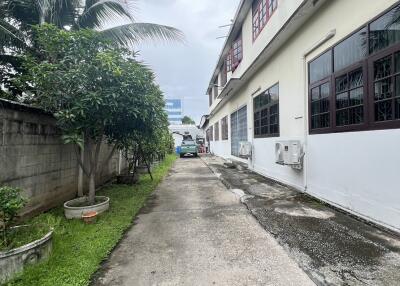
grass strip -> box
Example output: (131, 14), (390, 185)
(5, 154), (176, 286)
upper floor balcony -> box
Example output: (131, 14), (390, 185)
(206, 0), (328, 113)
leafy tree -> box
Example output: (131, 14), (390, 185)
(119, 86), (171, 181)
(0, 186), (26, 246)
(18, 25), (167, 204)
(182, 116), (196, 125)
(1, 0), (183, 50)
(0, 0), (183, 101)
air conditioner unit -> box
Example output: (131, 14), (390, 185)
(275, 140), (304, 169)
(239, 141), (252, 158)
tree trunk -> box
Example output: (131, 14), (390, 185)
(88, 172), (96, 205)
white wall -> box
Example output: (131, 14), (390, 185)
(208, 0), (400, 232)
(307, 130), (400, 231)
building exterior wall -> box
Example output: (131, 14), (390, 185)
(0, 100), (126, 217)
(165, 99), (183, 125)
(207, 0), (400, 232)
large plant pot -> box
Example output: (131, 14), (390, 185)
(64, 196), (110, 219)
(0, 226), (53, 284)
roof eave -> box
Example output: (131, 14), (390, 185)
(206, 0), (252, 94)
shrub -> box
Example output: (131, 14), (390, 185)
(0, 186), (26, 247)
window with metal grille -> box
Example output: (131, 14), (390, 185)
(231, 106), (247, 157)
(252, 0), (278, 41)
(226, 51), (232, 72)
(253, 83), (280, 138)
(308, 3), (400, 133)
(221, 116), (229, 140)
(214, 122), (220, 141)
(232, 34), (242, 71)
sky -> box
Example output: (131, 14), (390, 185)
(135, 0), (241, 124)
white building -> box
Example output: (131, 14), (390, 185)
(169, 124), (205, 148)
(165, 99), (183, 125)
(205, 0), (400, 233)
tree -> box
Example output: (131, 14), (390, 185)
(1, 0), (183, 49)
(0, 186), (26, 247)
(1, 0), (183, 101)
(182, 116), (196, 125)
(119, 85), (171, 181)
(18, 25), (167, 204)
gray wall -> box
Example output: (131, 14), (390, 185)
(0, 99), (124, 216)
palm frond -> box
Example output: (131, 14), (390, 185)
(0, 19), (27, 51)
(99, 22), (184, 47)
(78, 0), (137, 29)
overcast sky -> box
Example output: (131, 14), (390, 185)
(135, 0), (241, 124)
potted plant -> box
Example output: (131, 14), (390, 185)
(0, 187), (53, 284)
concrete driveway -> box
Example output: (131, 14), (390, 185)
(92, 158), (314, 286)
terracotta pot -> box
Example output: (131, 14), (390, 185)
(82, 211), (98, 224)
(64, 196), (109, 219)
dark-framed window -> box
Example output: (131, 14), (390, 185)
(334, 66), (366, 128)
(253, 83), (279, 138)
(214, 122), (220, 141)
(208, 91), (212, 107)
(308, 3), (400, 134)
(221, 116), (229, 140)
(310, 80), (331, 130)
(252, 0), (278, 41)
(369, 49), (400, 126)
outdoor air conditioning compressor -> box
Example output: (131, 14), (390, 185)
(275, 140), (304, 170)
(239, 142), (252, 158)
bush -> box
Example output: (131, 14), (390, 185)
(0, 186), (26, 247)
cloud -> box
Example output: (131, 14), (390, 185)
(135, 0), (240, 124)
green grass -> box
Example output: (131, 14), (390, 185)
(0, 224), (50, 252)
(5, 154), (176, 286)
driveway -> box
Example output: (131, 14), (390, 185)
(92, 158), (314, 286)
(201, 155), (400, 286)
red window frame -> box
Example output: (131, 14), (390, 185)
(252, 0), (278, 41)
(231, 34), (242, 72)
(226, 51), (232, 72)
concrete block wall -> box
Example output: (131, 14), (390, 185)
(0, 100), (124, 216)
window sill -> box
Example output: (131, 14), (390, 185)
(254, 134), (280, 139)
(309, 121), (400, 135)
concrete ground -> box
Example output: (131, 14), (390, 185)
(92, 158), (314, 286)
(201, 155), (400, 286)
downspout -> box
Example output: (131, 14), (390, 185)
(301, 29), (336, 193)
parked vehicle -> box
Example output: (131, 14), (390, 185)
(179, 140), (198, 158)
